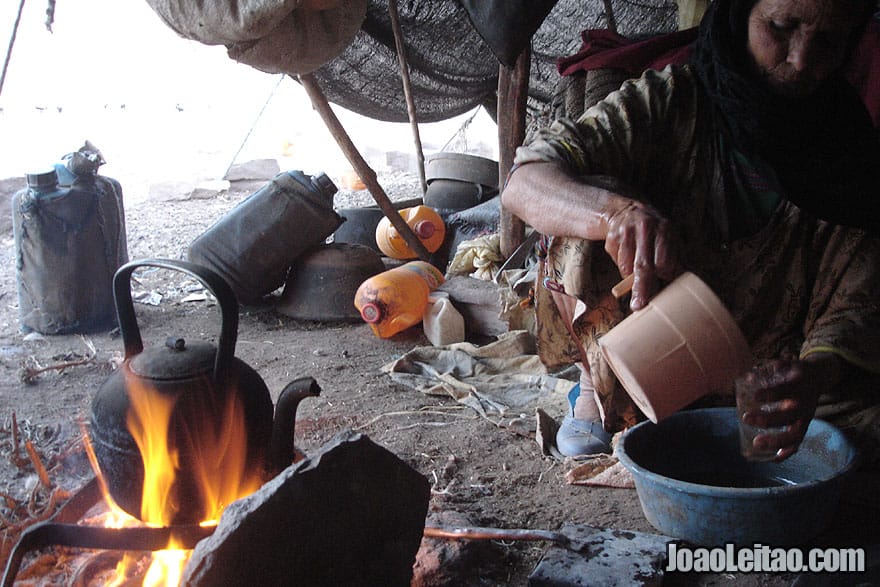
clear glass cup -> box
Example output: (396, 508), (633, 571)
(734, 367), (783, 462)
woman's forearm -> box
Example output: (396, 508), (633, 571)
(501, 161), (625, 241)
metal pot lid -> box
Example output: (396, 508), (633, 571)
(128, 338), (217, 381)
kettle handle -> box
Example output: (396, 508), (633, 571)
(113, 258), (239, 384)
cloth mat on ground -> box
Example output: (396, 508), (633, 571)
(382, 330), (634, 487)
(382, 331), (573, 433)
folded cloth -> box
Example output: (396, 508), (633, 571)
(565, 455), (635, 489)
(557, 28), (695, 77)
(382, 331), (573, 427)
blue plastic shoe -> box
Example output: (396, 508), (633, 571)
(556, 383), (612, 457)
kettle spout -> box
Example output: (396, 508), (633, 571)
(269, 377), (321, 474)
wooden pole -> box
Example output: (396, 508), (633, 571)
(388, 0), (428, 195)
(298, 73), (432, 262)
(498, 46), (531, 258)
(677, 0), (708, 29)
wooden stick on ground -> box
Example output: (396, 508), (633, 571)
(11, 412), (19, 460)
(297, 73), (432, 263)
(24, 441), (52, 489)
(20, 355), (95, 384)
(423, 525), (571, 547)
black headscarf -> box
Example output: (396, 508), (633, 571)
(689, 0), (880, 234)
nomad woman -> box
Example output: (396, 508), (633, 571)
(503, 0), (880, 463)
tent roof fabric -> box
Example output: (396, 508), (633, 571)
(146, 0), (679, 123)
(307, 0), (678, 123)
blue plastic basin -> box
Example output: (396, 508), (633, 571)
(617, 408), (858, 546)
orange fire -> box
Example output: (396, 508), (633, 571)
(87, 371), (266, 586)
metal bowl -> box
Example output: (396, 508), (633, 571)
(617, 407), (858, 546)
(424, 152), (498, 211)
(276, 243), (385, 321)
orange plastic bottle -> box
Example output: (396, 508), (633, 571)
(375, 205), (446, 259)
(354, 261), (445, 338)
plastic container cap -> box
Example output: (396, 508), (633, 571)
(414, 220), (436, 239)
(26, 169), (59, 190)
(311, 172), (338, 198)
(360, 302), (382, 323)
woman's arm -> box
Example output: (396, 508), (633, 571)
(503, 67), (701, 309)
(502, 161), (680, 310)
(501, 161), (622, 241)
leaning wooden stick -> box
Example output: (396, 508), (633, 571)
(297, 73), (432, 262)
(388, 0), (427, 195)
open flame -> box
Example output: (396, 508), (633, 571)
(125, 378), (179, 524)
(87, 370), (266, 586)
(124, 371), (264, 524)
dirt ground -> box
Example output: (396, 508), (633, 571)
(0, 170), (870, 586)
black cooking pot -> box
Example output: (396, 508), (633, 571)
(89, 259), (319, 525)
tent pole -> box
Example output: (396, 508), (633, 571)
(388, 0), (428, 195)
(298, 73), (432, 263)
(498, 46), (530, 258)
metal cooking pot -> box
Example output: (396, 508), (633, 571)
(276, 243), (386, 321)
(89, 259), (319, 525)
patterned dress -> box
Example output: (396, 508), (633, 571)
(514, 65), (880, 462)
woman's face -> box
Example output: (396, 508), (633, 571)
(747, 0), (861, 97)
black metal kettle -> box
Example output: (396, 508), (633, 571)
(89, 259), (319, 525)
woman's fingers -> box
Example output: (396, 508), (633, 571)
(653, 219), (680, 281)
(741, 398), (801, 428)
(630, 215), (657, 310)
(610, 222), (635, 276)
(605, 202), (675, 310)
(738, 359), (818, 462)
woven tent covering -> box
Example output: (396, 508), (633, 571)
(146, 0), (679, 123)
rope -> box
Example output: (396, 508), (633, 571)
(223, 74), (286, 179)
(0, 0), (27, 98)
(440, 108), (480, 152)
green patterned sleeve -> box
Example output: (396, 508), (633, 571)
(801, 228), (880, 374)
(513, 66), (701, 191)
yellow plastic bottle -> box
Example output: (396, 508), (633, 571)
(375, 205), (446, 259)
(354, 261), (445, 338)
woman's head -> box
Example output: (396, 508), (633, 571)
(746, 0), (873, 97)
(690, 0), (880, 234)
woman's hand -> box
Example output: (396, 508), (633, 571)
(604, 199), (680, 310)
(740, 353), (844, 461)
